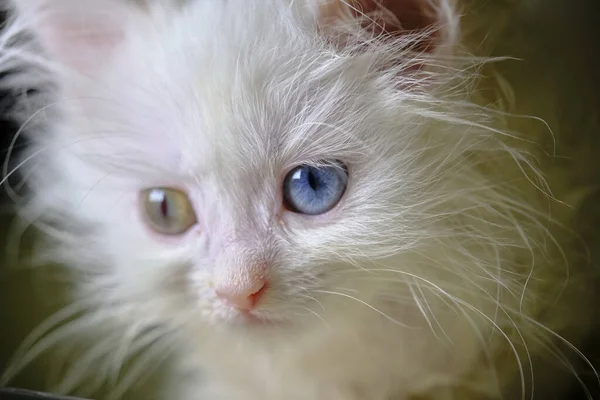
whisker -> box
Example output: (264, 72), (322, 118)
(0, 300), (91, 385)
(54, 331), (126, 395)
(1, 309), (108, 386)
(313, 289), (417, 329)
(106, 313), (193, 400)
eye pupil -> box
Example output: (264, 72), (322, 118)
(282, 161), (348, 215)
(307, 169), (319, 191)
(160, 198), (169, 218)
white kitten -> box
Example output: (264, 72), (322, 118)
(1, 0), (598, 399)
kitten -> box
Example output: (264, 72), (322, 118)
(0, 0), (599, 399)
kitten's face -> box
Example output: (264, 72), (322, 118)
(18, 0), (458, 334)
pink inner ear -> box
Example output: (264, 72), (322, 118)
(24, 0), (130, 73)
(49, 23), (125, 71)
(320, 0), (442, 52)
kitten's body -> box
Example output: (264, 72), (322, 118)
(0, 0), (598, 399)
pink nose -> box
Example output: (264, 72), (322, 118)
(215, 279), (267, 311)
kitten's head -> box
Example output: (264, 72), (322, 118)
(12, 0), (512, 339)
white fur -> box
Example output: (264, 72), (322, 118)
(0, 0), (597, 399)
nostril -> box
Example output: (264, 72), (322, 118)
(248, 281), (267, 305)
(215, 280), (268, 311)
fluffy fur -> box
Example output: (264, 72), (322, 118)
(0, 0), (598, 399)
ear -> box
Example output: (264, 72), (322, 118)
(13, 0), (139, 72)
(318, 0), (459, 55)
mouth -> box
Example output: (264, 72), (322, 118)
(229, 310), (287, 329)
(240, 311), (274, 324)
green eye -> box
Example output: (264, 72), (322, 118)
(141, 188), (197, 235)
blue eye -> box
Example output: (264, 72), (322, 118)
(282, 161), (348, 215)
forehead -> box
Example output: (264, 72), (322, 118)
(160, 15), (376, 180)
(103, 1), (393, 191)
